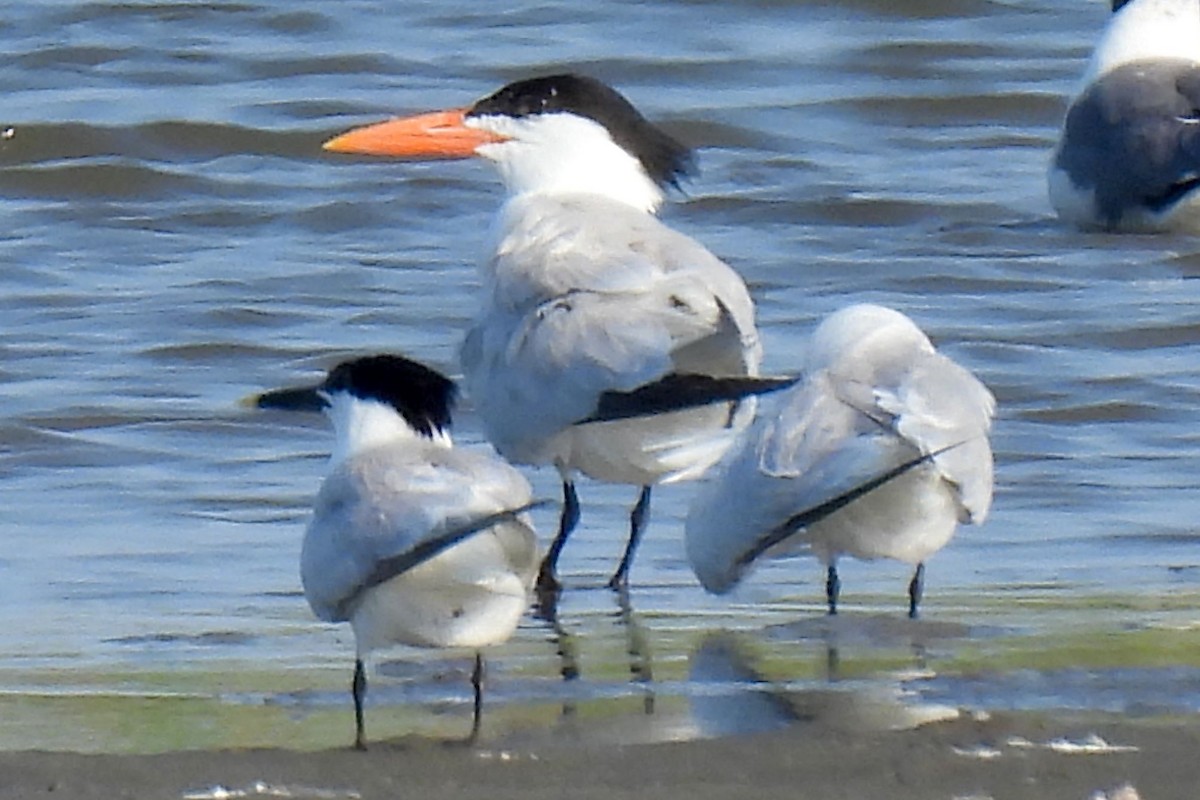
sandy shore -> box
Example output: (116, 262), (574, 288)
(1, 710), (1195, 800)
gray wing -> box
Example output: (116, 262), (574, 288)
(872, 352), (996, 523)
(464, 195), (761, 457)
(686, 349), (995, 594)
(299, 447), (536, 622)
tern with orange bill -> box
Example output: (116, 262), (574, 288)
(324, 74), (789, 598)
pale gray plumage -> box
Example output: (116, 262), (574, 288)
(301, 444), (539, 646)
(258, 354), (538, 748)
(685, 305), (995, 616)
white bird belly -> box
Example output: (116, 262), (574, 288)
(805, 466), (961, 566)
(1049, 160), (1200, 233)
(1047, 162), (1103, 229)
(349, 561), (531, 654)
(544, 400), (754, 485)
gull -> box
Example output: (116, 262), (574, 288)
(1050, 0), (1200, 231)
(254, 354), (540, 748)
(323, 74), (788, 595)
(685, 304), (995, 618)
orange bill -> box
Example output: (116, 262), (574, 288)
(322, 108), (507, 159)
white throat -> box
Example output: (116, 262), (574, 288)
(1083, 0), (1200, 85)
(325, 395), (451, 465)
(471, 113), (666, 214)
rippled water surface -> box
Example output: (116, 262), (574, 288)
(3, 0), (1200, 753)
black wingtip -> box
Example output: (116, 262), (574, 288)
(734, 440), (974, 570)
(583, 374), (799, 425)
(334, 499), (551, 620)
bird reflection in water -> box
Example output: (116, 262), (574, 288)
(614, 584), (655, 716)
(537, 584), (659, 725)
(688, 630), (960, 738)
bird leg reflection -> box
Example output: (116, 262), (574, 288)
(825, 641), (841, 683)
(615, 583), (655, 714)
(548, 608), (580, 719)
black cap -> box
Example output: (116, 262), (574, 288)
(468, 74), (696, 190)
(322, 355), (457, 438)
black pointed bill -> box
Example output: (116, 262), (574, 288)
(253, 385), (328, 413)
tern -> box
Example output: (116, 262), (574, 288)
(685, 304), (995, 618)
(254, 354), (540, 748)
(1049, 0), (1200, 231)
(324, 74), (787, 595)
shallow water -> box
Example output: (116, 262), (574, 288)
(3, 0), (1200, 753)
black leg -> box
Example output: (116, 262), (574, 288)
(352, 658), (368, 751)
(537, 480), (580, 596)
(608, 485), (652, 589)
(825, 563), (840, 616)
(468, 652), (484, 744)
(907, 562), (925, 619)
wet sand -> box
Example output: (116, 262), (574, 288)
(2, 710), (1195, 800)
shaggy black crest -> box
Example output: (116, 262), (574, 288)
(467, 73), (696, 190)
(324, 355), (457, 438)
